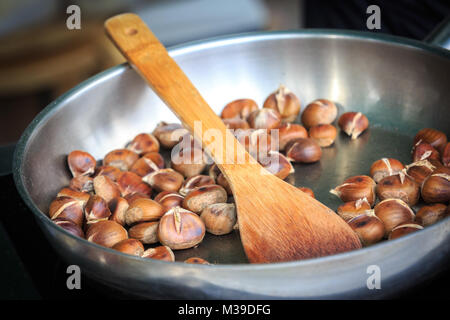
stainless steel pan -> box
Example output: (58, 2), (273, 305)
(13, 24), (450, 298)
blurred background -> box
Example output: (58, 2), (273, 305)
(0, 0), (448, 172)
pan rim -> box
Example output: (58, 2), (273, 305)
(13, 29), (450, 271)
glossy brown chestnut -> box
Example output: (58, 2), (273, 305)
(53, 218), (85, 238)
(217, 173), (232, 195)
(152, 122), (190, 149)
(128, 221), (159, 244)
(276, 123), (308, 151)
(116, 171), (152, 197)
(347, 211), (385, 246)
(85, 220), (128, 248)
(404, 160), (437, 185)
(247, 108), (282, 130)
(109, 197), (129, 226)
(200, 203), (237, 235)
(154, 191), (185, 212)
(123, 192), (150, 204)
(126, 133), (160, 155)
(338, 112), (369, 139)
(94, 165), (122, 182)
(48, 196), (84, 227)
(184, 257), (210, 264)
(223, 117), (250, 130)
(258, 151), (294, 180)
(415, 203), (448, 227)
(376, 174), (420, 206)
(337, 198), (372, 221)
(308, 124), (338, 147)
(130, 152), (165, 177)
(285, 138), (322, 163)
(330, 175), (376, 205)
(103, 149), (139, 171)
(112, 239), (144, 256)
(388, 223), (423, 240)
(93, 175), (121, 205)
(179, 175), (216, 196)
(124, 198), (164, 225)
(263, 85), (301, 123)
(56, 188), (90, 207)
(301, 99), (338, 129)
(421, 169), (450, 203)
(158, 207), (206, 250)
(220, 98), (258, 120)
(171, 147), (207, 178)
(67, 150), (96, 177)
(141, 246), (175, 262)
(142, 168), (184, 193)
(234, 129), (272, 158)
(369, 158), (405, 183)
(412, 141), (440, 162)
(69, 175), (94, 193)
(85, 195), (111, 224)
(413, 128), (448, 153)
(374, 199), (415, 236)
(182, 185), (228, 214)
(298, 187), (315, 198)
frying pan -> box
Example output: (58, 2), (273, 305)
(13, 20), (450, 298)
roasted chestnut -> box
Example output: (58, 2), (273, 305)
(48, 196), (84, 227)
(347, 211), (385, 246)
(152, 122), (190, 149)
(109, 197), (129, 226)
(154, 191), (184, 212)
(220, 98), (258, 120)
(412, 141), (440, 162)
(85, 220), (128, 248)
(57, 188), (90, 206)
(179, 175), (215, 196)
(388, 223), (423, 240)
(404, 160), (436, 185)
(112, 239), (144, 256)
(263, 85), (301, 123)
(330, 175), (376, 206)
(376, 174), (420, 206)
(247, 108), (282, 130)
(338, 112), (369, 139)
(184, 257), (210, 264)
(223, 117), (250, 130)
(93, 175), (121, 205)
(94, 165), (122, 182)
(103, 149), (139, 171)
(84, 195), (111, 224)
(128, 221), (159, 244)
(142, 168), (184, 193)
(67, 150), (96, 177)
(234, 129), (272, 158)
(142, 246), (175, 262)
(69, 175), (94, 193)
(374, 199), (415, 236)
(171, 146), (207, 178)
(308, 124), (337, 147)
(285, 138), (322, 163)
(301, 99), (338, 129)
(421, 168), (450, 203)
(200, 203), (237, 235)
(337, 198), (372, 221)
(116, 171), (152, 197)
(182, 184), (228, 214)
(276, 123), (308, 151)
(258, 151), (294, 180)
(415, 203), (448, 227)
(129, 152), (165, 177)
(124, 198), (164, 225)
(413, 128), (447, 153)
(53, 218), (85, 238)
(370, 158), (404, 183)
(127, 133), (160, 155)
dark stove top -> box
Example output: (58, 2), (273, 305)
(1, 173), (449, 300)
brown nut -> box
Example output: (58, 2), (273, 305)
(142, 246), (175, 262)
(130, 152), (165, 177)
(152, 122), (190, 149)
(117, 171), (152, 197)
(103, 149), (139, 171)
(374, 199), (415, 236)
(154, 191), (184, 212)
(285, 138), (322, 163)
(49, 196), (84, 227)
(347, 211), (385, 246)
(415, 203), (448, 227)
(413, 128), (447, 153)
(179, 175), (215, 196)
(85, 195), (111, 224)
(442, 142), (450, 167)
(184, 257), (210, 264)
(404, 160), (436, 185)
(109, 197), (129, 226)
(223, 118), (250, 130)
(126, 133), (159, 155)
(247, 108), (282, 130)
(258, 151), (294, 180)
(338, 112), (369, 139)
(276, 123), (308, 151)
(182, 185), (228, 214)
(57, 188), (90, 207)
(158, 207), (206, 250)
(234, 129), (272, 158)
(337, 198), (372, 221)
(86, 220), (128, 248)
(388, 223), (423, 240)
(370, 158), (405, 183)
(263, 85), (301, 123)
(298, 187), (315, 198)
(376, 174), (420, 206)
(220, 98), (258, 120)
(94, 165), (122, 182)
(301, 99), (338, 129)
(112, 239), (144, 256)
(412, 141), (440, 162)
(124, 198), (164, 225)
(171, 147), (206, 178)
(421, 169), (450, 203)
(330, 175), (376, 206)
(53, 218), (85, 238)
(67, 150), (96, 177)
(124, 192), (150, 204)
(128, 221), (159, 244)
(309, 124), (337, 147)
(142, 168), (184, 193)
(200, 203), (237, 235)
(69, 175), (94, 193)
(217, 173), (232, 195)
(93, 175), (121, 205)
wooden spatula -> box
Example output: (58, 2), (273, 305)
(105, 13), (361, 263)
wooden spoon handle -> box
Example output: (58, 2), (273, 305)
(105, 13), (253, 172)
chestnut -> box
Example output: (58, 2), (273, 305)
(128, 221), (159, 244)
(200, 203), (237, 235)
(421, 169), (450, 203)
(158, 207), (206, 250)
(124, 198), (164, 225)
(49, 196), (84, 227)
(258, 151), (294, 180)
(413, 128), (447, 153)
(57, 188), (90, 207)
(369, 158), (405, 183)
(234, 129), (272, 158)
(116, 171), (152, 197)
(220, 98), (258, 120)
(337, 198), (372, 221)
(388, 223), (423, 240)
(217, 173), (232, 195)
(415, 203), (448, 227)
(142, 246), (175, 262)
(154, 191), (184, 212)
(285, 138), (322, 163)
(69, 175), (94, 193)
(277, 123), (308, 151)
(412, 141), (440, 162)
(94, 165), (122, 182)
(130, 152), (165, 177)
(263, 85), (301, 123)
(123, 192), (150, 204)
(374, 199), (415, 236)
(347, 212), (385, 246)
(223, 117), (250, 130)
(184, 257), (210, 265)
(376, 174), (420, 206)
(308, 124), (337, 147)
(112, 239), (144, 256)
(152, 122), (190, 149)
(53, 218), (85, 238)
(301, 99), (338, 129)
(247, 108), (282, 130)
(404, 160), (436, 185)
(142, 168), (184, 193)
(109, 197), (129, 226)
(85, 195), (111, 224)
(85, 220), (128, 248)
(442, 142), (450, 167)
(330, 175), (376, 206)
(179, 175), (215, 196)
(298, 187), (315, 198)
(67, 150), (96, 177)
(103, 149), (139, 171)
(171, 146), (206, 178)
(182, 185), (228, 214)
(93, 175), (121, 205)
(126, 133), (159, 155)
(338, 112), (369, 139)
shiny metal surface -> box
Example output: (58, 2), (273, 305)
(14, 30), (450, 299)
